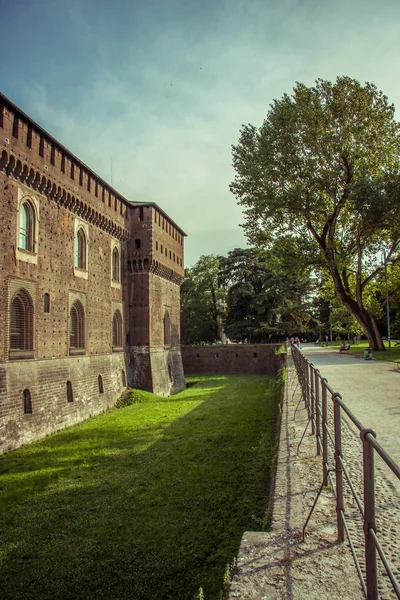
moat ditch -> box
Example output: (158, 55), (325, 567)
(0, 373), (281, 600)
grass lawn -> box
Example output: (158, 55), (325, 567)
(327, 340), (400, 362)
(0, 374), (280, 600)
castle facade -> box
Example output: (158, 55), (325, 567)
(0, 93), (186, 453)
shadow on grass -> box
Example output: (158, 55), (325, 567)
(0, 375), (279, 600)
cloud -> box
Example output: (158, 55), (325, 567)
(11, 0), (400, 266)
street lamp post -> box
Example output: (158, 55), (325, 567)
(382, 251), (391, 354)
(329, 301), (333, 343)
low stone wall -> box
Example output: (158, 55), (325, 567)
(0, 353), (127, 454)
(181, 344), (284, 376)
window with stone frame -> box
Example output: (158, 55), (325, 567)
(112, 310), (123, 349)
(75, 228), (86, 270)
(19, 201), (36, 252)
(69, 300), (85, 354)
(9, 288), (34, 359)
(112, 247), (120, 281)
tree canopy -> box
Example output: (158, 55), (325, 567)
(180, 255), (225, 344)
(231, 76), (400, 349)
(219, 243), (312, 341)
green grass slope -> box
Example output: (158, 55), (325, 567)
(0, 375), (280, 600)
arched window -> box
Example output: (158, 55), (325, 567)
(19, 201), (35, 252)
(9, 289), (34, 358)
(66, 380), (73, 402)
(23, 389), (32, 413)
(75, 228), (86, 269)
(98, 374), (104, 394)
(112, 247), (120, 281)
(112, 310), (122, 348)
(70, 300), (85, 354)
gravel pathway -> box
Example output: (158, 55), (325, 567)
(228, 348), (399, 599)
(299, 345), (400, 599)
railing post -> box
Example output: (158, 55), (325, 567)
(305, 360), (310, 415)
(361, 429), (378, 600)
(314, 369), (320, 455)
(301, 356), (308, 408)
(321, 378), (328, 483)
(333, 393), (344, 542)
(310, 363), (315, 434)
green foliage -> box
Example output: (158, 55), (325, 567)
(231, 76), (400, 349)
(181, 255), (226, 344)
(219, 242), (312, 341)
(0, 375), (279, 600)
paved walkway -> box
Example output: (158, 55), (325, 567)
(228, 348), (400, 599)
(301, 344), (400, 463)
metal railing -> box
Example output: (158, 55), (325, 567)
(290, 344), (400, 600)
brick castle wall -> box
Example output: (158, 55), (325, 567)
(0, 353), (127, 453)
(0, 93), (186, 453)
(181, 344), (284, 376)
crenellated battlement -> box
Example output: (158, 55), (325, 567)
(0, 94), (132, 221)
(0, 92), (186, 267)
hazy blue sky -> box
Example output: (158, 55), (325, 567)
(1, 0), (400, 265)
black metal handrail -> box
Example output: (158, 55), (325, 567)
(290, 344), (400, 600)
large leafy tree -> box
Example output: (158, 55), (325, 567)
(180, 255), (226, 344)
(219, 243), (312, 341)
(231, 76), (400, 349)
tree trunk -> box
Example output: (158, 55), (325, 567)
(340, 299), (385, 351)
(330, 268), (385, 351)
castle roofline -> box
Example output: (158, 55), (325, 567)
(0, 92), (186, 236)
(128, 201), (187, 236)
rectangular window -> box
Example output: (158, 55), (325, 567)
(139, 207), (144, 221)
(44, 293), (50, 313)
(95, 181), (98, 197)
(108, 192), (112, 207)
(50, 146), (55, 165)
(39, 136), (44, 157)
(61, 154), (65, 173)
(0, 104), (4, 128)
(114, 197), (118, 211)
(26, 126), (32, 148)
(79, 168), (83, 186)
(102, 187), (105, 202)
(87, 176), (91, 192)
(13, 115), (19, 139)
(135, 239), (141, 249)
(70, 162), (74, 180)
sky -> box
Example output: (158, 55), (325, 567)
(1, 0), (400, 266)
